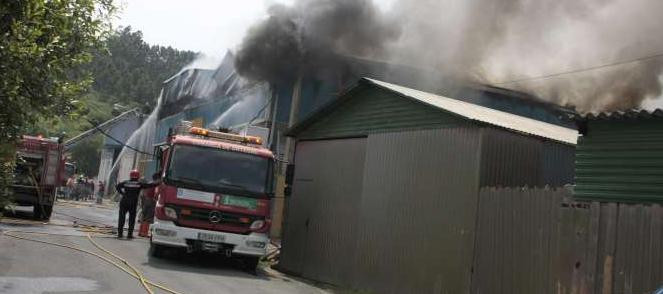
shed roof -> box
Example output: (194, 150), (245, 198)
(574, 108), (663, 121)
(289, 78), (578, 145)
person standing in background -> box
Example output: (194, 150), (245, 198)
(88, 179), (94, 201)
(74, 177), (84, 201)
(96, 180), (105, 204)
(84, 178), (90, 201)
(65, 177), (75, 199)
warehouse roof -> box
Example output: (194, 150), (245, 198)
(289, 78), (578, 145)
(574, 108), (663, 121)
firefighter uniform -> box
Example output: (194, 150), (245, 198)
(115, 172), (159, 239)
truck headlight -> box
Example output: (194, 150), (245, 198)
(250, 220), (265, 230)
(154, 228), (177, 237)
(246, 240), (266, 248)
(164, 207), (177, 219)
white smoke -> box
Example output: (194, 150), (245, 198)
(387, 0), (663, 112)
(183, 53), (222, 71)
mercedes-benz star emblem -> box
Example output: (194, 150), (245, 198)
(209, 211), (222, 223)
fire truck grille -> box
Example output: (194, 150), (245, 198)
(172, 206), (254, 227)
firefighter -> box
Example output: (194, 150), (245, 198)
(115, 170), (160, 239)
(138, 172), (161, 237)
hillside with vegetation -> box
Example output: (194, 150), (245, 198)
(65, 27), (195, 177)
(89, 27), (197, 109)
(27, 27), (197, 178)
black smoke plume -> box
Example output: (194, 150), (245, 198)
(234, 0), (400, 83)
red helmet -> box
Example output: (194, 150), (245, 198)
(129, 170), (140, 180)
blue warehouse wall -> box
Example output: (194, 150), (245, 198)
(103, 116), (142, 147)
(155, 83), (271, 144)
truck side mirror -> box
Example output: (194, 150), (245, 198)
(284, 186), (292, 197)
(285, 164), (295, 186)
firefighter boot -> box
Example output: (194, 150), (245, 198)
(138, 221), (150, 238)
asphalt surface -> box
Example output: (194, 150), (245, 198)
(0, 200), (329, 294)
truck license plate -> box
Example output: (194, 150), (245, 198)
(198, 233), (225, 243)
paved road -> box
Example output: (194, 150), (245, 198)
(0, 200), (328, 294)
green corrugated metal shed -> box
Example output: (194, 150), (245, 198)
(289, 78), (577, 145)
(289, 82), (469, 140)
(281, 78), (578, 293)
(575, 109), (663, 203)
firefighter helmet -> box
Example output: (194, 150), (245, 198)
(129, 170), (140, 180)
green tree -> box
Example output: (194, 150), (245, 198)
(25, 91), (115, 181)
(88, 27), (197, 107)
(69, 134), (103, 176)
(0, 0), (116, 211)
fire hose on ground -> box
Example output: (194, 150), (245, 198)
(0, 218), (183, 294)
(4, 163), (176, 293)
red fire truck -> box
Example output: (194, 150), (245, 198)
(150, 123), (274, 270)
(11, 135), (67, 220)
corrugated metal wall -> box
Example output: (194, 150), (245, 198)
(480, 127), (575, 187)
(280, 127), (483, 293)
(609, 203), (663, 294)
(472, 187), (663, 294)
(279, 138), (367, 285)
(352, 128), (482, 293)
(297, 88), (468, 140)
(472, 187), (591, 294)
(575, 119), (663, 203)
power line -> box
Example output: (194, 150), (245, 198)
(86, 119), (154, 156)
(494, 51), (663, 86)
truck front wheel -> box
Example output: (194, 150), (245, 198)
(149, 242), (165, 258)
(33, 205), (52, 220)
(241, 256), (260, 273)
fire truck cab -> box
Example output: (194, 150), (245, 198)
(150, 123), (274, 270)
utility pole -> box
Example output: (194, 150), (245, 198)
(284, 76), (302, 168)
(273, 75), (302, 239)
(268, 88), (279, 154)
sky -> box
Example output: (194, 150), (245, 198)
(116, 0), (395, 57)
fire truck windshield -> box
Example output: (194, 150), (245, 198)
(166, 144), (272, 197)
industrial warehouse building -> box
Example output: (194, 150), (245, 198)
(151, 53), (575, 238)
(280, 78), (578, 293)
(575, 109), (663, 203)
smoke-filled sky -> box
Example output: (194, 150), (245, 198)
(116, 0), (395, 55)
(119, 0), (663, 111)
(233, 0), (663, 112)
